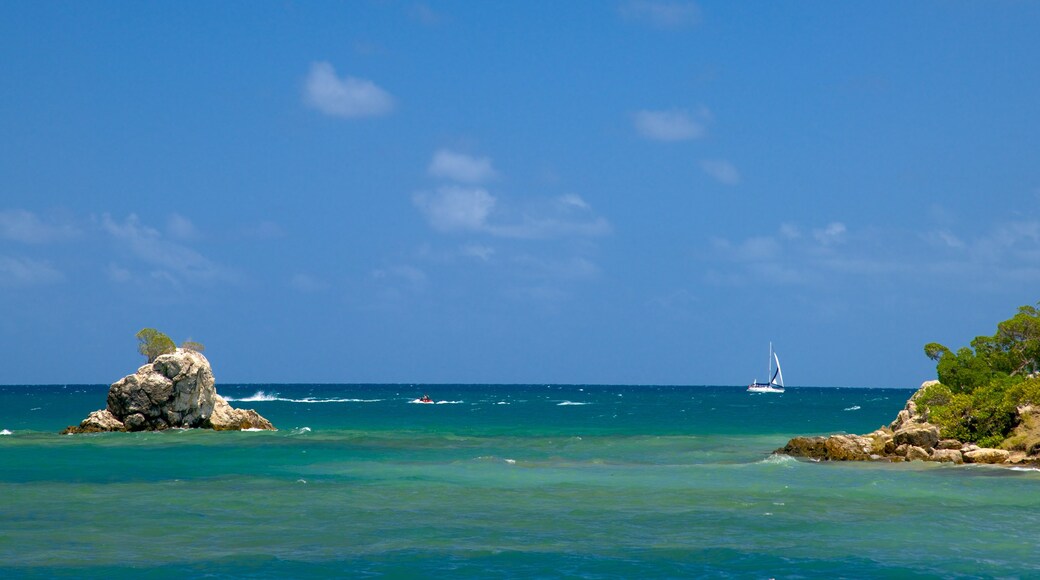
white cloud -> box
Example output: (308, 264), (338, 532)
(412, 186), (496, 233)
(779, 223), (802, 240)
(558, 194), (590, 210)
(634, 108), (709, 141)
(101, 213), (227, 284)
(461, 243), (495, 261)
(621, 1), (700, 29)
(923, 230), (965, 249)
(0, 255), (63, 285)
(166, 213), (199, 240)
(0, 209), (78, 243)
(303, 61), (395, 119)
(428, 150), (497, 183)
(413, 188), (612, 240)
(813, 222), (847, 246)
(699, 159), (741, 185)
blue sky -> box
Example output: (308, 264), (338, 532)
(2, 1), (1039, 387)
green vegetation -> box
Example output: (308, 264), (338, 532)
(135, 328), (177, 363)
(917, 304), (1040, 447)
(180, 339), (205, 353)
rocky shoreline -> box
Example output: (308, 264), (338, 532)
(776, 381), (1040, 466)
(62, 349), (274, 434)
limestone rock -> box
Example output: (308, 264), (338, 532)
(62, 349), (274, 434)
(208, 396), (275, 431)
(937, 439), (962, 450)
(963, 448), (1010, 464)
(905, 445), (931, 462)
(929, 449), (963, 464)
(824, 435), (874, 461)
(61, 409), (125, 434)
(893, 423), (940, 450)
(776, 436), (828, 459)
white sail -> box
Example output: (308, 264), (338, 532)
(772, 352), (784, 388)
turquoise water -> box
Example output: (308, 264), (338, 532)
(2, 384), (1040, 578)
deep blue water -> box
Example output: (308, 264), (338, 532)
(2, 383), (1039, 578)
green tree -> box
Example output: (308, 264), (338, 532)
(180, 339), (205, 353)
(136, 328), (176, 363)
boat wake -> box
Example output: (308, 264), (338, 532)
(225, 391), (382, 404)
(409, 399), (464, 405)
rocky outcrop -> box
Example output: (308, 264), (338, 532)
(62, 349), (274, 434)
(775, 379), (1036, 467)
(963, 448), (1010, 464)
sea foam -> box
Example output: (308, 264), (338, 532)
(0, 429), (12, 436)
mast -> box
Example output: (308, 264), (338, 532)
(767, 341), (772, 380)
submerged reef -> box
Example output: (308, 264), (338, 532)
(62, 348), (274, 434)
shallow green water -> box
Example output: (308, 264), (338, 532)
(2, 384), (1039, 578)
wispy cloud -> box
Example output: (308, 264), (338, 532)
(428, 149), (498, 183)
(812, 222), (847, 246)
(303, 61), (395, 119)
(706, 216), (1040, 292)
(412, 188), (611, 240)
(634, 108), (710, 141)
(699, 159), (741, 185)
(0, 255), (64, 285)
(461, 243), (495, 261)
(101, 213), (229, 285)
(620, 1), (700, 29)
(408, 2), (443, 25)
(0, 209), (78, 244)
(166, 213), (199, 241)
(412, 186), (497, 234)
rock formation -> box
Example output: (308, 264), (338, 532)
(775, 380), (1037, 466)
(62, 349), (274, 434)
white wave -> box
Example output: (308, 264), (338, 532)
(758, 454), (797, 465)
(496, 401), (510, 405)
(1008, 466), (1040, 473)
(228, 390), (279, 402)
(0, 429), (12, 436)
(226, 390), (381, 404)
(844, 405), (862, 411)
(241, 428), (268, 432)
(505, 458), (516, 464)
(291, 427), (312, 435)
(557, 401), (589, 406)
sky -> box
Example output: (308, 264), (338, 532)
(1, 1), (1039, 387)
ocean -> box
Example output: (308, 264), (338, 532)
(2, 383), (1039, 578)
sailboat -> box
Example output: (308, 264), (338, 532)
(748, 342), (785, 393)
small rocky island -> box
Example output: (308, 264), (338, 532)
(777, 380), (1039, 465)
(778, 303), (1040, 467)
(63, 347), (274, 434)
